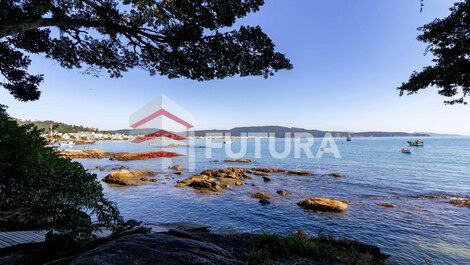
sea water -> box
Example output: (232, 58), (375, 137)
(69, 136), (470, 264)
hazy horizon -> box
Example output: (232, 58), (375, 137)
(2, 0), (469, 134)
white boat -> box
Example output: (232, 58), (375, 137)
(59, 141), (75, 146)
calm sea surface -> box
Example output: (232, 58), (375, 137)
(68, 137), (470, 265)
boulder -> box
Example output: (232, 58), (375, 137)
(262, 176), (271, 182)
(251, 168), (287, 173)
(169, 164), (183, 171)
(288, 170), (314, 176)
(175, 168), (251, 193)
(328, 173), (345, 177)
(174, 171), (183, 175)
(276, 190), (289, 196)
(252, 171), (269, 177)
(449, 199), (470, 208)
(259, 199), (271, 205)
(298, 198), (348, 212)
(110, 151), (181, 161)
(103, 170), (157, 186)
(251, 193), (272, 199)
(70, 233), (244, 265)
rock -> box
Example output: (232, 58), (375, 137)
(376, 203), (396, 207)
(103, 170), (157, 186)
(259, 199), (271, 205)
(251, 168), (287, 173)
(276, 190), (289, 196)
(252, 171), (269, 177)
(140, 176), (149, 181)
(328, 173), (345, 177)
(70, 233), (244, 265)
(421, 194), (453, 199)
(251, 193), (272, 199)
(298, 198), (348, 212)
(262, 176), (271, 182)
(174, 171), (183, 175)
(224, 159), (252, 163)
(449, 199), (470, 208)
(111, 166), (127, 171)
(149, 179), (158, 183)
(169, 164), (183, 171)
(288, 170), (314, 176)
(110, 151), (181, 161)
(175, 168), (251, 193)
(58, 149), (110, 159)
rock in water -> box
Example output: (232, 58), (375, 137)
(259, 199), (271, 205)
(70, 233), (244, 265)
(328, 173), (345, 177)
(276, 190), (289, 196)
(251, 193), (272, 199)
(449, 199), (470, 208)
(224, 159), (252, 163)
(103, 170), (157, 186)
(262, 176), (271, 182)
(298, 198), (348, 212)
(169, 164), (183, 171)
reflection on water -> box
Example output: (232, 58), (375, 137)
(70, 137), (470, 265)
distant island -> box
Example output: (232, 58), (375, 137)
(111, 126), (430, 138)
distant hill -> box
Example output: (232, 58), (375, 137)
(414, 132), (461, 137)
(110, 126), (429, 138)
(16, 119), (99, 134)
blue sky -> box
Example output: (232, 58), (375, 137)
(1, 0), (469, 134)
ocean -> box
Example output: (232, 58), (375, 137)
(68, 136), (470, 265)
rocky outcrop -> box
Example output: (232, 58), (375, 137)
(224, 159), (252, 163)
(58, 149), (180, 160)
(70, 233), (244, 265)
(103, 170), (157, 186)
(58, 149), (110, 159)
(276, 190), (289, 196)
(262, 176), (271, 182)
(252, 171), (269, 176)
(288, 170), (314, 176)
(259, 199), (271, 205)
(175, 168), (252, 192)
(109, 151), (181, 161)
(449, 199), (470, 208)
(251, 193), (272, 199)
(298, 198), (348, 212)
(251, 168), (287, 173)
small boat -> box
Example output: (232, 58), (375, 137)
(59, 141), (75, 146)
(400, 148), (412, 154)
(407, 139), (424, 146)
(346, 135), (352, 141)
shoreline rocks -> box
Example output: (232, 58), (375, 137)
(328, 173), (345, 177)
(224, 159), (252, 163)
(277, 190), (289, 196)
(449, 199), (470, 208)
(175, 168), (253, 192)
(376, 203), (396, 207)
(58, 149), (181, 160)
(103, 170), (157, 186)
(298, 198), (348, 212)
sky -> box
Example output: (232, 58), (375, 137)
(1, 0), (469, 134)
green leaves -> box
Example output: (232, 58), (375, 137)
(399, 0), (470, 105)
(0, 105), (122, 237)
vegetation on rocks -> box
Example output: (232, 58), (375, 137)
(0, 105), (122, 238)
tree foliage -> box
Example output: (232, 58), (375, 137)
(0, 105), (122, 237)
(0, 0), (292, 101)
(399, 0), (470, 104)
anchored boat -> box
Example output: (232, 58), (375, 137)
(346, 135), (352, 141)
(400, 148), (412, 154)
(407, 139), (424, 146)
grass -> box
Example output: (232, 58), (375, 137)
(240, 230), (388, 265)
